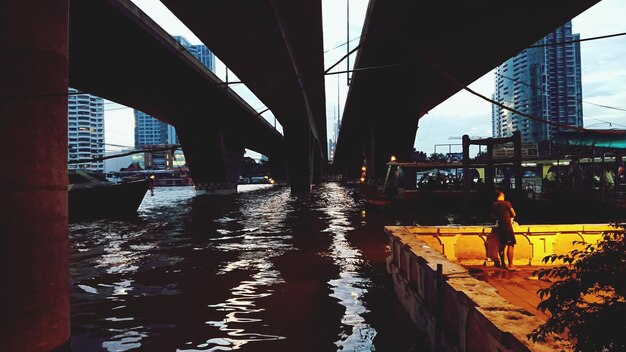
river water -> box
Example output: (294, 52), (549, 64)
(68, 182), (484, 352)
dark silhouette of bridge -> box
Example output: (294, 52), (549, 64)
(69, 0), (289, 195)
(0, 0), (600, 349)
(335, 0), (600, 180)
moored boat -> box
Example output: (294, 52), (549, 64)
(68, 170), (149, 220)
(360, 161), (491, 211)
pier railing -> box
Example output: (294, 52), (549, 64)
(388, 224), (623, 266)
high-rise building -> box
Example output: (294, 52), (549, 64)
(174, 36), (215, 71)
(134, 36), (215, 148)
(492, 21), (583, 149)
(134, 110), (169, 146)
(68, 88), (104, 171)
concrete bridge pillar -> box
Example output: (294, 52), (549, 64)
(268, 150), (287, 182)
(312, 139), (323, 184)
(0, 0), (71, 350)
(284, 124), (313, 195)
(337, 144), (363, 182)
(366, 120), (416, 181)
(177, 124), (244, 195)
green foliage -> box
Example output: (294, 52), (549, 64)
(473, 151), (488, 160)
(412, 150), (428, 162)
(528, 230), (626, 351)
(429, 153), (447, 162)
(239, 156), (270, 177)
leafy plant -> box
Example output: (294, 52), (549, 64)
(429, 153), (447, 162)
(528, 230), (626, 351)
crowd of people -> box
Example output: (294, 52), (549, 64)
(543, 156), (625, 197)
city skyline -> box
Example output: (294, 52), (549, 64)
(103, 0), (626, 160)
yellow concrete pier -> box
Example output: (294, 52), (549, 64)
(385, 224), (623, 351)
(395, 223), (620, 266)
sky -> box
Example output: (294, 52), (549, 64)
(414, 0), (626, 155)
(103, 0), (626, 160)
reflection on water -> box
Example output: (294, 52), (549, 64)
(69, 184), (423, 351)
(318, 183), (377, 351)
(192, 190), (293, 351)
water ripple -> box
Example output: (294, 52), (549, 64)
(183, 188), (293, 351)
(68, 184), (422, 351)
(319, 183), (377, 351)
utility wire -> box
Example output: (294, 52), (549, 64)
(492, 94), (625, 129)
(212, 60), (405, 87)
(496, 72), (626, 113)
(495, 72), (626, 128)
(3, 30), (626, 99)
(325, 44), (362, 74)
(213, 29), (626, 85)
(102, 142), (135, 149)
(583, 100), (626, 113)
(324, 36), (361, 54)
(528, 31), (626, 48)
(3, 89), (136, 115)
(102, 106), (132, 112)
(3, 31), (380, 97)
(69, 144), (181, 164)
(1, 90), (89, 100)
(391, 27), (626, 135)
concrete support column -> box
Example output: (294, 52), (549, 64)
(268, 150), (287, 182)
(365, 126), (376, 180)
(177, 124), (244, 196)
(312, 139), (322, 184)
(369, 120), (416, 182)
(0, 0), (70, 350)
(284, 125), (312, 195)
(341, 156), (363, 183)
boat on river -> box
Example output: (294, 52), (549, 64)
(68, 170), (149, 219)
(360, 161), (492, 210)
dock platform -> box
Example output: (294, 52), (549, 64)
(385, 224), (623, 351)
(464, 265), (551, 322)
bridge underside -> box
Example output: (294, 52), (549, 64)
(0, 1), (606, 350)
(69, 0), (285, 193)
(335, 0), (601, 180)
(161, 0), (327, 193)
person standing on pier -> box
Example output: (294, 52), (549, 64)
(493, 190), (517, 270)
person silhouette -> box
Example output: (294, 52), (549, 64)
(493, 190), (517, 270)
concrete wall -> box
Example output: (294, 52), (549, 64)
(386, 226), (578, 351)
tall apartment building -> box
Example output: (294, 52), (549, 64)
(68, 88), (105, 171)
(134, 36), (215, 148)
(173, 36), (215, 70)
(134, 110), (169, 146)
(492, 21), (583, 150)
